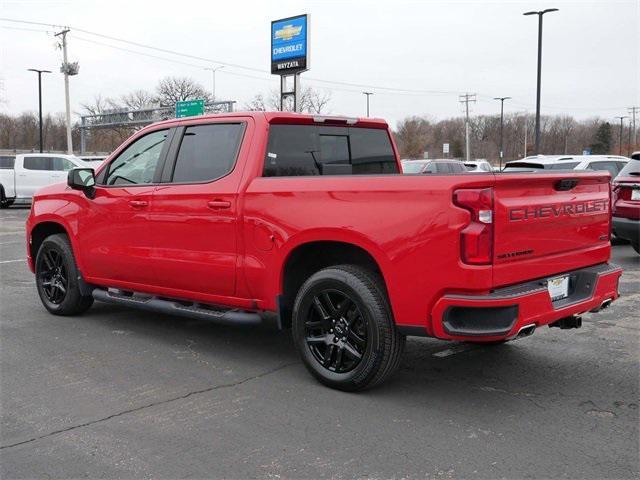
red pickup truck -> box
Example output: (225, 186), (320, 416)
(26, 112), (622, 391)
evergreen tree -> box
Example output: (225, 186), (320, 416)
(590, 122), (612, 154)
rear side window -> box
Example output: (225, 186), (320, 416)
(263, 125), (398, 177)
(0, 156), (15, 169)
(171, 123), (244, 183)
(23, 157), (52, 171)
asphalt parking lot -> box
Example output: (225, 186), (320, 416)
(1, 205), (638, 479)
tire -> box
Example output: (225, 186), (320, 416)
(35, 233), (93, 315)
(0, 185), (13, 209)
(292, 264), (405, 391)
(632, 242), (640, 255)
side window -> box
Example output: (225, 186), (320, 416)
(104, 130), (168, 186)
(436, 162), (451, 174)
(23, 157), (52, 171)
(171, 124), (244, 183)
(52, 158), (75, 171)
(422, 163), (437, 173)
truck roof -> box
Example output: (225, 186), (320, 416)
(151, 111), (389, 129)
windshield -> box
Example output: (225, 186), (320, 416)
(402, 162), (427, 173)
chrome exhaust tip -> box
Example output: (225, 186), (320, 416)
(515, 324), (536, 339)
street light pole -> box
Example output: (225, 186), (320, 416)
(493, 96), (511, 169)
(524, 8), (558, 155)
(27, 68), (52, 153)
(362, 92), (373, 117)
(204, 66), (224, 101)
(615, 116), (628, 155)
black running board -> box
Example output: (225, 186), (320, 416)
(92, 289), (263, 327)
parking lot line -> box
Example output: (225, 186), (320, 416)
(0, 259), (26, 264)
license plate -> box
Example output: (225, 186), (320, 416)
(548, 275), (569, 301)
(632, 189), (640, 200)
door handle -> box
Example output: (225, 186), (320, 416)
(128, 200), (148, 208)
(207, 200), (231, 210)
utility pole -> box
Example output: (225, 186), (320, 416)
(362, 91), (373, 117)
(204, 66), (224, 101)
(615, 116), (628, 156)
(55, 28), (74, 154)
(523, 115), (528, 157)
(523, 8), (559, 155)
(629, 106), (639, 149)
(494, 96), (511, 169)
(27, 69), (52, 153)
(459, 93), (476, 161)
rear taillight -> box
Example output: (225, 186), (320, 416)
(454, 188), (494, 265)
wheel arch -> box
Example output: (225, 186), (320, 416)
(277, 237), (393, 327)
(29, 219), (80, 271)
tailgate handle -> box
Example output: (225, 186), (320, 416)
(555, 179), (579, 191)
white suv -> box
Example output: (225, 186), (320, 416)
(503, 155), (629, 178)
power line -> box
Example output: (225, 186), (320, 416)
(0, 16), (632, 113)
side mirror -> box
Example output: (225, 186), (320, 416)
(68, 168), (96, 198)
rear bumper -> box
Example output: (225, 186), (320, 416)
(427, 263), (622, 342)
(613, 216), (639, 245)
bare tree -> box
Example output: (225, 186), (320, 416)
(121, 89), (157, 110)
(243, 93), (268, 111)
(300, 87), (331, 114)
(155, 77), (211, 106)
(242, 87), (331, 114)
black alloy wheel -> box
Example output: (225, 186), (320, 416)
(304, 289), (368, 374)
(38, 248), (68, 304)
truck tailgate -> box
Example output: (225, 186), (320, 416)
(492, 171), (611, 287)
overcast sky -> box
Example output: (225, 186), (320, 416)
(1, 0), (638, 128)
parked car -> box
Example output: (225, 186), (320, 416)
(402, 159), (468, 174)
(0, 154), (89, 208)
(26, 112), (622, 391)
(503, 155), (628, 177)
(463, 160), (493, 172)
(612, 152), (640, 254)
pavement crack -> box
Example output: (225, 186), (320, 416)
(0, 361), (299, 450)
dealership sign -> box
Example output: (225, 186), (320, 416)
(271, 14), (309, 75)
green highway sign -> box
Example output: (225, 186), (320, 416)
(175, 99), (205, 118)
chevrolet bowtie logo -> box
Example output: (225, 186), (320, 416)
(275, 24), (302, 41)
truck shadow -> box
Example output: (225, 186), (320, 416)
(82, 302), (632, 409)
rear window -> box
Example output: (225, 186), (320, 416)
(263, 125), (398, 177)
(0, 156), (15, 169)
(617, 159), (640, 177)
